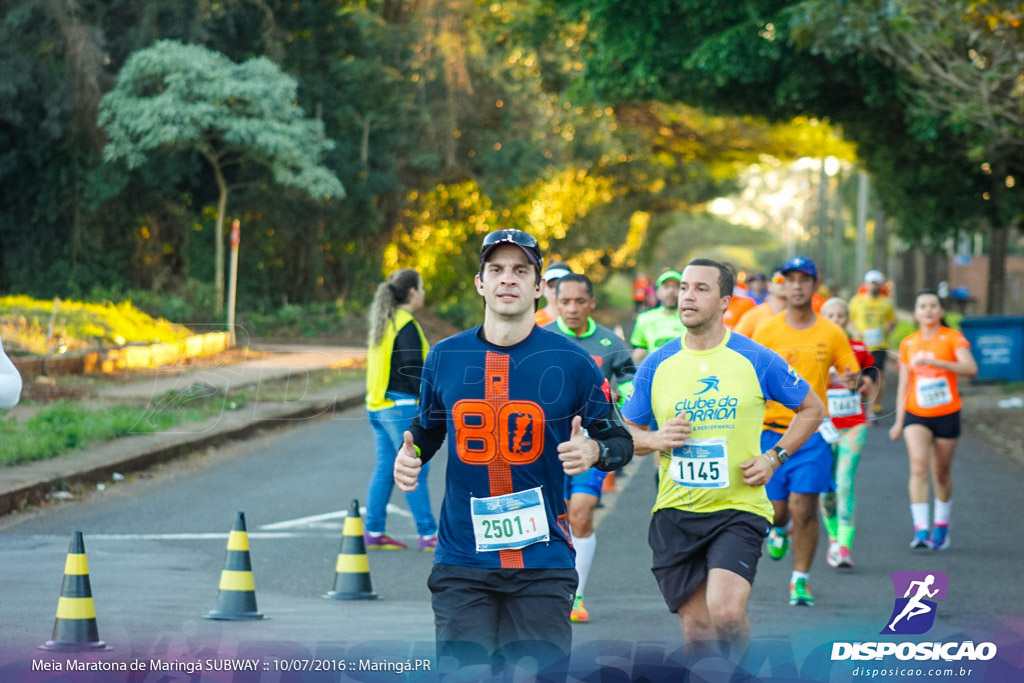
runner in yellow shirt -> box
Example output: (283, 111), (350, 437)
(623, 258), (824, 661)
(849, 270), (896, 416)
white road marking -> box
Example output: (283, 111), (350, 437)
(260, 504), (411, 530)
(86, 532), (308, 541)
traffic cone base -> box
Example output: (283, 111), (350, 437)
(40, 532), (112, 651)
(325, 499), (377, 600)
(205, 512), (264, 620)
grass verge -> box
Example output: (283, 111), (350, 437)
(0, 399), (213, 467)
(0, 367), (366, 468)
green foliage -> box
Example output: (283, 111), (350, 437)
(646, 212), (777, 272)
(0, 400), (208, 467)
(563, 0), (1016, 252)
(6, 0), (967, 324)
(99, 40), (344, 199)
(0, 294), (191, 354)
(600, 273), (634, 310)
(240, 301), (357, 339)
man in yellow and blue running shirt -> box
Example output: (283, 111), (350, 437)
(622, 259), (825, 662)
(752, 255), (860, 608)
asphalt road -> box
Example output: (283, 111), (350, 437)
(2, 405), (1023, 681)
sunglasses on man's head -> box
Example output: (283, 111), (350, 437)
(481, 229), (539, 250)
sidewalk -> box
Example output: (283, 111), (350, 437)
(0, 344), (369, 517)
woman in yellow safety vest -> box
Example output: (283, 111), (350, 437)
(364, 269), (437, 551)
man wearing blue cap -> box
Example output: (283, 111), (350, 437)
(752, 256), (861, 607)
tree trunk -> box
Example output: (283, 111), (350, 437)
(69, 163), (82, 285)
(986, 163), (1009, 315)
(913, 249), (926, 298)
(986, 222), (1007, 314)
(205, 153), (229, 316)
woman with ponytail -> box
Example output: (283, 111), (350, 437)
(364, 269), (437, 550)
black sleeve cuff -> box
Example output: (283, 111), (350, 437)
(408, 415), (447, 464)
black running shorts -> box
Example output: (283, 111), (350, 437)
(871, 349), (889, 374)
(904, 410), (961, 439)
(428, 563), (577, 664)
(649, 508), (770, 613)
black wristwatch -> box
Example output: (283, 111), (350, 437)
(595, 440), (611, 469)
(772, 446), (789, 464)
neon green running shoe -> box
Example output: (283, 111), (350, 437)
(767, 526), (789, 560)
(570, 595), (590, 623)
(789, 578), (815, 606)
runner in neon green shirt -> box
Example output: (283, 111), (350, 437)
(631, 269), (685, 365)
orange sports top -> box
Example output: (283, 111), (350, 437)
(898, 327), (970, 417)
(753, 313), (860, 432)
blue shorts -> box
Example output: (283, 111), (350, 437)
(761, 430), (833, 499)
(564, 469), (607, 499)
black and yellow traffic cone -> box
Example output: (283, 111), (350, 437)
(204, 512), (264, 620)
(324, 499), (377, 600)
(39, 531), (111, 651)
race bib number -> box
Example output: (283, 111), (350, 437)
(827, 388), (863, 418)
(864, 327), (884, 348)
(470, 487), (550, 552)
(915, 376), (953, 409)
(670, 437), (729, 489)
(818, 419), (842, 444)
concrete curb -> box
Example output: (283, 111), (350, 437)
(0, 392), (366, 518)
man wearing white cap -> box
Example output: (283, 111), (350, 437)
(535, 261), (573, 327)
(849, 270), (895, 418)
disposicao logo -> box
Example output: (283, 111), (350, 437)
(831, 571), (997, 663)
(883, 571), (947, 635)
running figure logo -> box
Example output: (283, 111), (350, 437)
(881, 571), (949, 635)
(696, 376), (720, 394)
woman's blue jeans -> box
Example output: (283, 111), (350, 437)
(366, 392), (437, 536)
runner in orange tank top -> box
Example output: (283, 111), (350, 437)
(888, 290), (977, 551)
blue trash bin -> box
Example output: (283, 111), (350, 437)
(959, 316), (1024, 382)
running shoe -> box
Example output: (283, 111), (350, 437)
(826, 542), (842, 568)
(837, 546), (855, 568)
(364, 532), (407, 550)
(789, 578), (815, 606)
(909, 529), (930, 549)
(767, 526), (789, 560)
(930, 525), (950, 550)
(570, 595), (590, 623)
(417, 535), (438, 552)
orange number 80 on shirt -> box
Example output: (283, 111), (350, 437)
(452, 399), (545, 464)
